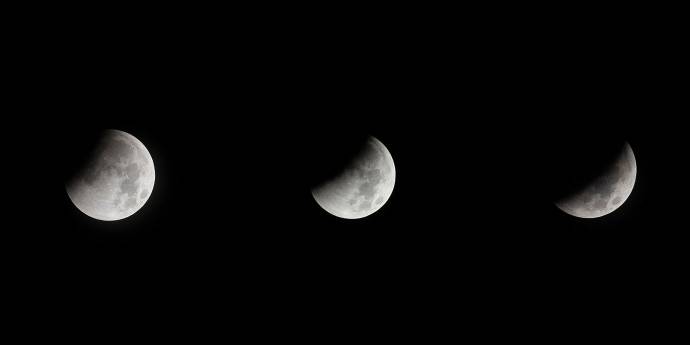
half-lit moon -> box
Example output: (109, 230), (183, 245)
(311, 136), (395, 219)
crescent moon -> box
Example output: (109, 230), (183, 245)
(311, 136), (396, 219)
(555, 142), (636, 218)
(66, 130), (155, 221)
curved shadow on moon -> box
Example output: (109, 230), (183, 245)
(66, 129), (155, 221)
(555, 142), (636, 219)
(311, 136), (396, 219)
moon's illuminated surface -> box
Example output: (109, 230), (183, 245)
(66, 130), (155, 221)
(556, 142), (636, 218)
(311, 136), (395, 219)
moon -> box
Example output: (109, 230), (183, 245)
(555, 142), (636, 218)
(66, 130), (155, 221)
(311, 136), (396, 219)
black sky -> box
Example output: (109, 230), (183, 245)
(6, 7), (687, 336)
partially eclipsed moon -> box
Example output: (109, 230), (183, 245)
(66, 130), (155, 221)
(556, 142), (636, 218)
(311, 136), (396, 219)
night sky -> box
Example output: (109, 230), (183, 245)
(7, 7), (685, 336)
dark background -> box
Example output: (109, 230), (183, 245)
(6, 6), (686, 337)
